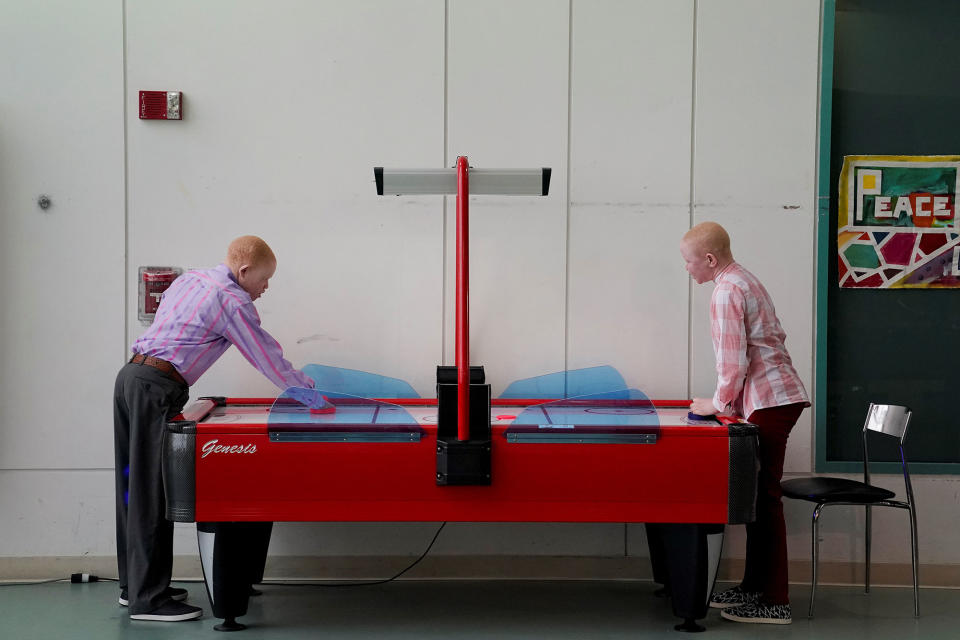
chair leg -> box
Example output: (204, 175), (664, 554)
(908, 505), (919, 617)
(809, 504), (823, 618)
(865, 504), (871, 594)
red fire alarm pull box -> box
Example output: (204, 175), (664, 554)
(139, 267), (183, 323)
(139, 91), (182, 120)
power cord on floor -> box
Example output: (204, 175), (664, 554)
(265, 522), (448, 588)
(2, 522), (447, 590)
(0, 574), (120, 587)
(0, 578), (69, 586)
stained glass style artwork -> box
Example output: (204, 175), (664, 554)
(838, 156), (960, 288)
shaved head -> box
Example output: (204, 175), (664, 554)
(681, 222), (732, 261)
(679, 222), (734, 284)
(225, 236), (277, 301)
(226, 235), (276, 271)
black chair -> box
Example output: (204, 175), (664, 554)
(781, 403), (918, 618)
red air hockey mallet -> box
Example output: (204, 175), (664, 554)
(310, 396), (336, 415)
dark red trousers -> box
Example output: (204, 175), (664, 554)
(740, 402), (806, 605)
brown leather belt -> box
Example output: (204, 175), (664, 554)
(130, 353), (188, 387)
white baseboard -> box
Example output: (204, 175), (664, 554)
(2, 555), (956, 588)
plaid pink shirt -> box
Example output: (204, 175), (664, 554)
(132, 263), (314, 390)
(710, 262), (808, 418)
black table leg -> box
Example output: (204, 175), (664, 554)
(647, 523), (725, 632)
(197, 521), (274, 632)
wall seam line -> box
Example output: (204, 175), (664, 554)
(122, 0), (130, 364)
(687, 0), (699, 401)
(441, 0), (449, 367)
(564, 0), (573, 395)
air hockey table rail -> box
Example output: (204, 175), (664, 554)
(164, 397), (759, 525)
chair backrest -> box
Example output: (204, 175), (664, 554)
(862, 403), (912, 442)
(861, 403), (915, 505)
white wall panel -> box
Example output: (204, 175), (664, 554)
(570, 0), (694, 206)
(568, 208), (691, 396)
(126, 0), (446, 398)
(567, 0), (693, 396)
(0, 0), (124, 469)
(444, 0), (569, 394)
(0, 470), (121, 557)
(694, 0), (820, 207)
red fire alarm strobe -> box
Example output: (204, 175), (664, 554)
(139, 266), (183, 323)
(139, 91), (182, 120)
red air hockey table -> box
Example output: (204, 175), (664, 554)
(163, 396), (759, 632)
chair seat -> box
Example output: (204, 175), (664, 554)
(781, 476), (896, 504)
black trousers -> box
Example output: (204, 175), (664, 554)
(114, 361), (189, 614)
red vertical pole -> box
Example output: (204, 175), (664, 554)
(455, 156), (470, 441)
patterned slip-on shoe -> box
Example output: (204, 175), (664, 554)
(709, 585), (760, 609)
(720, 602), (792, 625)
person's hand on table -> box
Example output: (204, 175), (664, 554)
(287, 387), (335, 413)
(689, 397), (716, 416)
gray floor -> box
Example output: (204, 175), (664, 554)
(0, 579), (953, 640)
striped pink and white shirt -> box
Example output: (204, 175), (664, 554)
(132, 263), (314, 390)
(710, 262), (808, 419)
